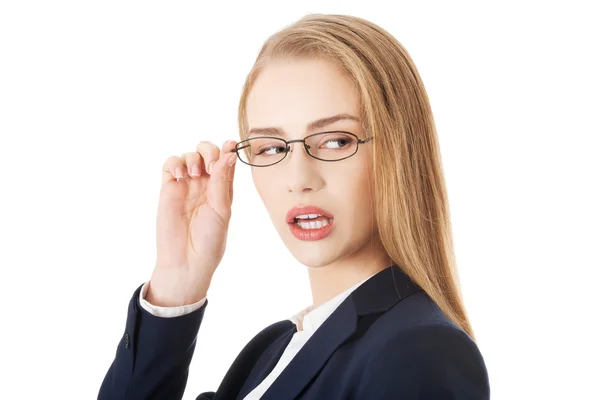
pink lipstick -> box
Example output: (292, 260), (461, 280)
(286, 205), (334, 241)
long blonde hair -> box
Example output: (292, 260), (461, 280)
(237, 14), (475, 339)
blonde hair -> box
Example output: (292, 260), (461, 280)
(237, 14), (475, 339)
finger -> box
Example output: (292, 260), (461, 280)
(208, 140), (238, 216)
(195, 141), (221, 176)
(161, 155), (186, 184)
(227, 141), (238, 204)
(182, 152), (201, 178)
(227, 141), (238, 182)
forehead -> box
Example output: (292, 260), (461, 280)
(246, 58), (359, 134)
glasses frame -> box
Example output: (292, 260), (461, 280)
(229, 130), (374, 167)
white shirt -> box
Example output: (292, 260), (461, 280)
(138, 272), (376, 398)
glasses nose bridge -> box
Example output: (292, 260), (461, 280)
(285, 138), (310, 155)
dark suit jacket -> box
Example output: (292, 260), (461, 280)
(98, 265), (490, 399)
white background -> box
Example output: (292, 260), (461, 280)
(1, 1), (598, 399)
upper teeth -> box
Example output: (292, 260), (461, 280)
(295, 214), (321, 219)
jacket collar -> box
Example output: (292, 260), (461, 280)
(239, 264), (422, 400)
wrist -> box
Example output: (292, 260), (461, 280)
(147, 268), (212, 307)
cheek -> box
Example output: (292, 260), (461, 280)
(335, 161), (375, 227)
(252, 171), (280, 215)
(252, 170), (268, 200)
(343, 170), (373, 211)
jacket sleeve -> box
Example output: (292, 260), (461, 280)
(354, 322), (490, 399)
(98, 283), (208, 400)
(138, 280), (207, 318)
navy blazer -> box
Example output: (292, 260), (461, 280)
(98, 265), (490, 399)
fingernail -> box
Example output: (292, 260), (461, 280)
(175, 166), (183, 179)
(228, 153), (237, 166)
(208, 161), (215, 174)
(190, 164), (200, 177)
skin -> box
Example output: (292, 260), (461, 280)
(245, 57), (392, 307)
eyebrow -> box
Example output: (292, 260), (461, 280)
(246, 113), (361, 138)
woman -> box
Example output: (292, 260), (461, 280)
(99, 13), (490, 400)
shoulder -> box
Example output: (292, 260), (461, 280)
(355, 295), (490, 399)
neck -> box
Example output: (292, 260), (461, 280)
(306, 236), (392, 308)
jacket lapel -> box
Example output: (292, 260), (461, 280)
(235, 325), (295, 399)
(258, 264), (422, 400)
(259, 297), (358, 400)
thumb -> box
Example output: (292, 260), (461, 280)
(208, 144), (237, 216)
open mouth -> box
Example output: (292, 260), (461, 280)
(286, 206), (335, 240)
(292, 215), (334, 230)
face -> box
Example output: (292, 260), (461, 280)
(245, 57), (378, 268)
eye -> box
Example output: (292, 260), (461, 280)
(320, 134), (355, 149)
(256, 145), (287, 156)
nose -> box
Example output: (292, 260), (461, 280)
(285, 141), (324, 194)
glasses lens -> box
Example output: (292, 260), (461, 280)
(237, 137), (288, 166)
(306, 132), (359, 161)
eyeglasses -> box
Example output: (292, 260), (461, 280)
(229, 131), (374, 167)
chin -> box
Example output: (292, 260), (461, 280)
(276, 222), (344, 268)
(293, 254), (334, 269)
(285, 242), (340, 268)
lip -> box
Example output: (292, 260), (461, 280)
(288, 217), (333, 241)
(286, 205), (334, 224)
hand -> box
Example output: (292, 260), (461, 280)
(147, 139), (238, 307)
